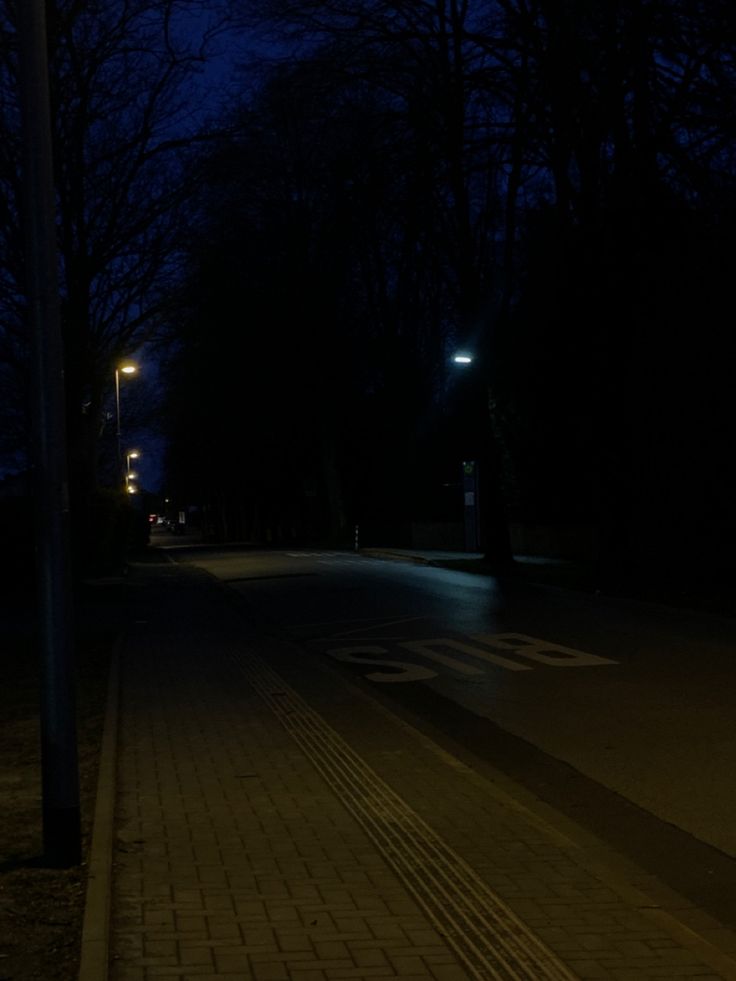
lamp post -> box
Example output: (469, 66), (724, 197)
(451, 353), (479, 550)
(18, 0), (80, 867)
(125, 449), (140, 490)
(450, 349), (513, 567)
(115, 362), (137, 485)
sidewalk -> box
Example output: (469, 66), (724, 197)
(81, 554), (736, 980)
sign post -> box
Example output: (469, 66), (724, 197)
(462, 461), (480, 552)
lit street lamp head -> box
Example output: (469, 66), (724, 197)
(452, 353), (474, 365)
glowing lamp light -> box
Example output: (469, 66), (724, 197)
(127, 484), (138, 494)
(119, 363), (137, 375)
(453, 354), (473, 365)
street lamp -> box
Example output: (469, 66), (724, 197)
(451, 353), (480, 551)
(125, 449), (140, 487)
(115, 362), (137, 485)
(450, 348), (513, 565)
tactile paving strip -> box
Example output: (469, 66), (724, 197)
(230, 647), (579, 981)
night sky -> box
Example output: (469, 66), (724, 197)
(2, 0), (735, 584)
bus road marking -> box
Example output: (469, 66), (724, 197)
(326, 633), (618, 683)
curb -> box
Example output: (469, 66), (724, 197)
(359, 548), (436, 566)
(78, 635), (122, 981)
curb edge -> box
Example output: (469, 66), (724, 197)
(77, 634), (122, 981)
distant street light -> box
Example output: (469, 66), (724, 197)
(451, 353), (480, 550)
(115, 362), (137, 485)
(125, 449), (140, 491)
(450, 348), (513, 566)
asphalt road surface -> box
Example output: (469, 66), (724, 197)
(170, 545), (736, 929)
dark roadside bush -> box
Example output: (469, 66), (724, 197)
(1, 484), (151, 584)
(76, 488), (149, 576)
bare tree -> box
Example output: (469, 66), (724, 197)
(1, 0), (230, 498)
(166, 0), (736, 568)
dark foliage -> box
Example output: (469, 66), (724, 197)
(5, 0), (735, 579)
(162, 1), (736, 578)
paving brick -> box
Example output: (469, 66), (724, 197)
(207, 917), (242, 940)
(175, 914), (209, 934)
(252, 962), (291, 981)
(428, 964), (475, 981)
(563, 962), (617, 979)
(314, 940), (351, 960)
(213, 948), (251, 972)
(203, 892), (234, 911)
(579, 933), (615, 951)
(178, 943), (215, 966)
(107, 565), (736, 981)
(277, 932), (316, 953)
(235, 899), (268, 918)
(299, 911), (339, 931)
(144, 909), (176, 929)
(181, 975), (252, 981)
(367, 921), (408, 941)
(615, 938), (663, 958)
(110, 969), (146, 981)
(144, 939), (178, 958)
(638, 969), (724, 978)
(146, 967), (214, 976)
(324, 969), (396, 979)
(403, 928), (444, 946)
(265, 903), (302, 923)
(351, 947), (389, 969)
(645, 946), (713, 966)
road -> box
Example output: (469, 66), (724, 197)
(170, 544), (736, 928)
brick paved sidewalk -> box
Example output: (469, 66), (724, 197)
(99, 557), (736, 980)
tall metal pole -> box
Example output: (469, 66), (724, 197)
(115, 367), (123, 486)
(17, 0), (81, 866)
